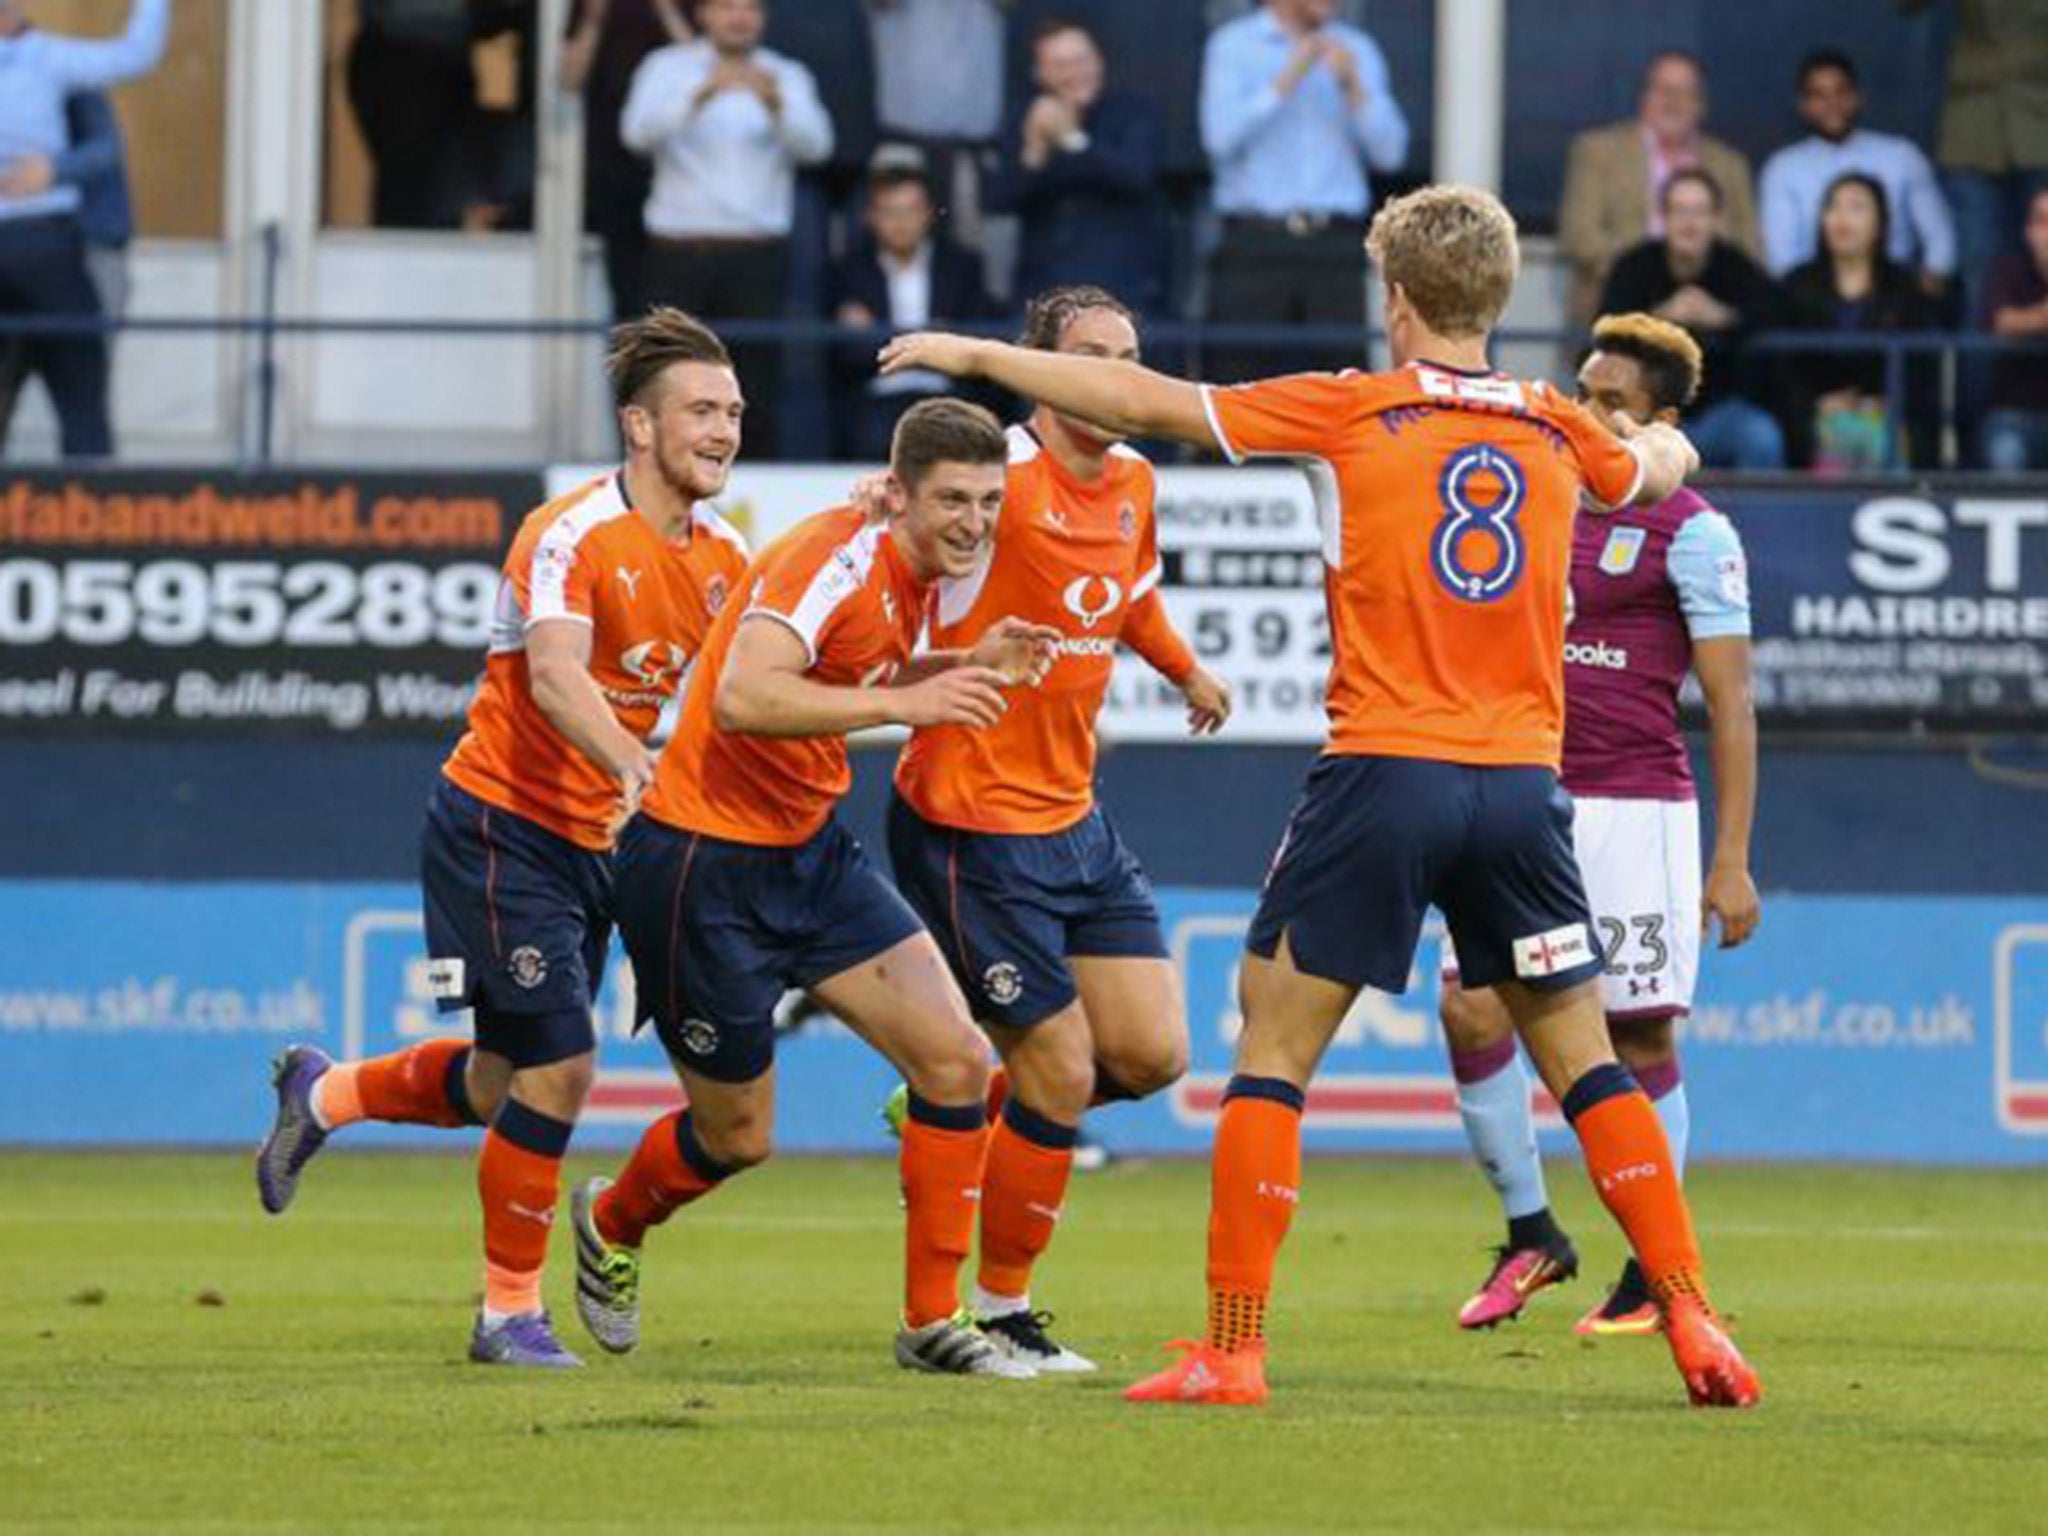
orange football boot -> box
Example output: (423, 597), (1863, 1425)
(1123, 1338), (1268, 1406)
(1663, 1298), (1761, 1407)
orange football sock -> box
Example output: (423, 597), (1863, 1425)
(593, 1110), (732, 1250)
(976, 1099), (1077, 1301)
(317, 1038), (476, 1129)
(1565, 1066), (1705, 1301)
(900, 1095), (992, 1328)
(478, 1099), (572, 1316)
(1205, 1078), (1305, 1350)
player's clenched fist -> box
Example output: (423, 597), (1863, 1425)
(878, 332), (985, 380)
(892, 666), (1011, 729)
(970, 616), (1062, 688)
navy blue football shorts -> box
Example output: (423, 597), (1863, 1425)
(1246, 754), (1604, 995)
(614, 812), (926, 1084)
(419, 778), (608, 1068)
(887, 795), (1168, 1030)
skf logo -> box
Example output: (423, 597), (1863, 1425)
(619, 640), (689, 689)
(1062, 574), (1124, 629)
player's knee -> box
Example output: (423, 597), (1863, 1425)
(1439, 986), (1508, 1054)
(511, 1051), (595, 1120)
(694, 1103), (774, 1170)
(461, 1058), (510, 1123)
(1609, 1016), (1676, 1070)
(901, 1035), (990, 1110)
(1097, 1032), (1188, 1100)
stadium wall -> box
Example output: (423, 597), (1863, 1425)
(2, 466), (2045, 1161)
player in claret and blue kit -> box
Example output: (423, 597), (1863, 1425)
(1441, 312), (1761, 1336)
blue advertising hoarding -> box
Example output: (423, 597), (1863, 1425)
(2, 880), (2043, 1162)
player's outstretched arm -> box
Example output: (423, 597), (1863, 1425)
(1612, 415), (1701, 506)
(878, 333), (1221, 451)
(526, 619), (657, 822)
(715, 614), (1014, 736)
(1694, 635), (1761, 948)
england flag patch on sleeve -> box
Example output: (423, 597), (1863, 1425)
(1513, 922), (1592, 979)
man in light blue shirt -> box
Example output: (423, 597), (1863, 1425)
(0, 0), (168, 457)
(1758, 50), (1956, 288)
(1199, 0), (1409, 379)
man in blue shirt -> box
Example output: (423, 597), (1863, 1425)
(0, 89), (130, 450)
(0, 0), (168, 458)
(1199, 0), (1408, 380)
(1759, 50), (1957, 292)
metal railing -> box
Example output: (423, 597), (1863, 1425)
(4, 297), (2045, 468)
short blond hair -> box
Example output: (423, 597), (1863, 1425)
(1589, 312), (1705, 411)
(1365, 185), (1519, 339)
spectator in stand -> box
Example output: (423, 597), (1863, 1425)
(1200, 0), (1408, 380)
(986, 16), (1167, 318)
(561, 0), (693, 320)
(1781, 174), (1943, 471)
(1901, 0), (2048, 330)
(0, 88), (129, 450)
(1979, 185), (2048, 469)
(830, 158), (999, 461)
(0, 0), (167, 460)
(1560, 51), (1763, 329)
(623, 0), (833, 458)
(864, 0), (1007, 242)
(347, 0), (479, 230)
(1600, 168), (1788, 470)
(1760, 50), (1957, 297)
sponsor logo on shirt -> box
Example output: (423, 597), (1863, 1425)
(1062, 574), (1124, 629)
(1562, 639), (1630, 670)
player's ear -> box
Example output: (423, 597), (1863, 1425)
(621, 404), (653, 453)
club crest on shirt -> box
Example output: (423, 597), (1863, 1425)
(1598, 526), (1648, 576)
(1118, 502), (1137, 542)
(705, 573), (730, 615)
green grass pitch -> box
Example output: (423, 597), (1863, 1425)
(2, 1150), (2043, 1534)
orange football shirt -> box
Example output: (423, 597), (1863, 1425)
(894, 425), (1196, 834)
(1201, 363), (1643, 768)
(646, 506), (933, 847)
(442, 472), (749, 850)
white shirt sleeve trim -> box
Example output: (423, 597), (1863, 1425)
(1198, 384), (1244, 464)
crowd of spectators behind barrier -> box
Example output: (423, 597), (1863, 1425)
(4, 0), (2048, 469)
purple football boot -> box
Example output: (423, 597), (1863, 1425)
(255, 1044), (332, 1215)
(470, 1311), (585, 1368)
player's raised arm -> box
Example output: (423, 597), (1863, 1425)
(878, 333), (1221, 451)
(713, 613), (1012, 736)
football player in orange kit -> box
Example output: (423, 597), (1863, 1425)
(255, 309), (752, 1368)
(879, 186), (1761, 1409)
(886, 286), (1232, 1373)
(567, 399), (1064, 1377)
